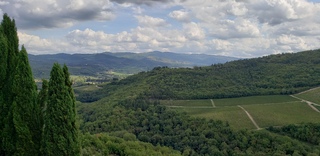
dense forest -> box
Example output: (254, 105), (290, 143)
(76, 49), (320, 155)
(78, 96), (320, 155)
(77, 49), (320, 103)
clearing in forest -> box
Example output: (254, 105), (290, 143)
(161, 94), (320, 130)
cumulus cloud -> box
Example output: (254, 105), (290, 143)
(12, 0), (320, 58)
(18, 32), (69, 54)
(110, 0), (179, 5)
(1, 0), (114, 29)
(135, 15), (168, 27)
(250, 0), (317, 25)
(183, 22), (205, 40)
(169, 10), (191, 23)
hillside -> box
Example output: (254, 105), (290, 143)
(29, 51), (237, 78)
(76, 49), (320, 155)
(78, 49), (320, 102)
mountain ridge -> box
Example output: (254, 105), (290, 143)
(28, 51), (238, 78)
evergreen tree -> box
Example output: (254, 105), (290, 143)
(42, 63), (80, 156)
(0, 21), (8, 156)
(1, 13), (19, 156)
(11, 46), (40, 155)
(62, 64), (80, 155)
(38, 79), (48, 131)
(0, 14), (41, 156)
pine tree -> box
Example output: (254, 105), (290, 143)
(42, 63), (80, 156)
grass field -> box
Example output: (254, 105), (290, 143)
(242, 102), (320, 128)
(161, 94), (320, 130)
(313, 104), (320, 111)
(74, 85), (101, 92)
(213, 95), (299, 106)
(173, 106), (257, 130)
(295, 87), (320, 104)
(161, 100), (212, 107)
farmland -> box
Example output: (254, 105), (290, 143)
(160, 93), (320, 130)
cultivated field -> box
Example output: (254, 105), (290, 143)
(161, 100), (212, 107)
(161, 93), (320, 130)
(294, 87), (320, 104)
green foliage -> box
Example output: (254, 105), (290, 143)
(11, 47), (41, 155)
(86, 50), (320, 102)
(81, 133), (181, 156)
(268, 123), (320, 145)
(243, 102), (320, 128)
(76, 49), (320, 155)
(0, 14), (41, 155)
(42, 63), (80, 156)
(78, 97), (320, 155)
(0, 18), (8, 156)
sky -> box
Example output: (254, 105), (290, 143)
(1, 0), (320, 58)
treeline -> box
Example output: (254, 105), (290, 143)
(77, 49), (320, 102)
(268, 123), (320, 145)
(81, 133), (181, 156)
(0, 14), (79, 156)
(78, 97), (320, 155)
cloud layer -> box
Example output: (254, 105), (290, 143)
(2, 0), (320, 57)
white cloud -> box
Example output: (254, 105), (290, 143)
(1, 0), (114, 29)
(11, 0), (320, 58)
(169, 10), (191, 22)
(135, 15), (168, 27)
(183, 22), (205, 40)
(18, 32), (67, 54)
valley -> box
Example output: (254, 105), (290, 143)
(74, 49), (320, 155)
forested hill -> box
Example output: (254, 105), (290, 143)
(77, 49), (320, 155)
(29, 52), (237, 78)
(80, 49), (320, 102)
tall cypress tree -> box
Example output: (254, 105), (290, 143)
(1, 13), (19, 156)
(63, 64), (80, 155)
(0, 14), (41, 155)
(0, 18), (8, 156)
(42, 63), (80, 156)
(38, 79), (49, 131)
(11, 46), (41, 155)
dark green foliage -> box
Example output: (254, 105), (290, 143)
(0, 20), (8, 156)
(268, 123), (320, 145)
(11, 47), (40, 155)
(1, 14), (41, 155)
(79, 98), (320, 155)
(83, 50), (320, 103)
(38, 79), (48, 136)
(42, 63), (80, 156)
(81, 133), (181, 156)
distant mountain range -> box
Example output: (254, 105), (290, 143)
(28, 51), (238, 78)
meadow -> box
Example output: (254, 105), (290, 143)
(161, 94), (320, 130)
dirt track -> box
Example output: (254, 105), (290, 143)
(238, 105), (261, 130)
(290, 95), (320, 113)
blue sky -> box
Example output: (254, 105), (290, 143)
(1, 0), (320, 58)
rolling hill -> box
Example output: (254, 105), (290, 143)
(28, 51), (238, 78)
(76, 49), (320, 155)
(77, 49), (320, 102)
